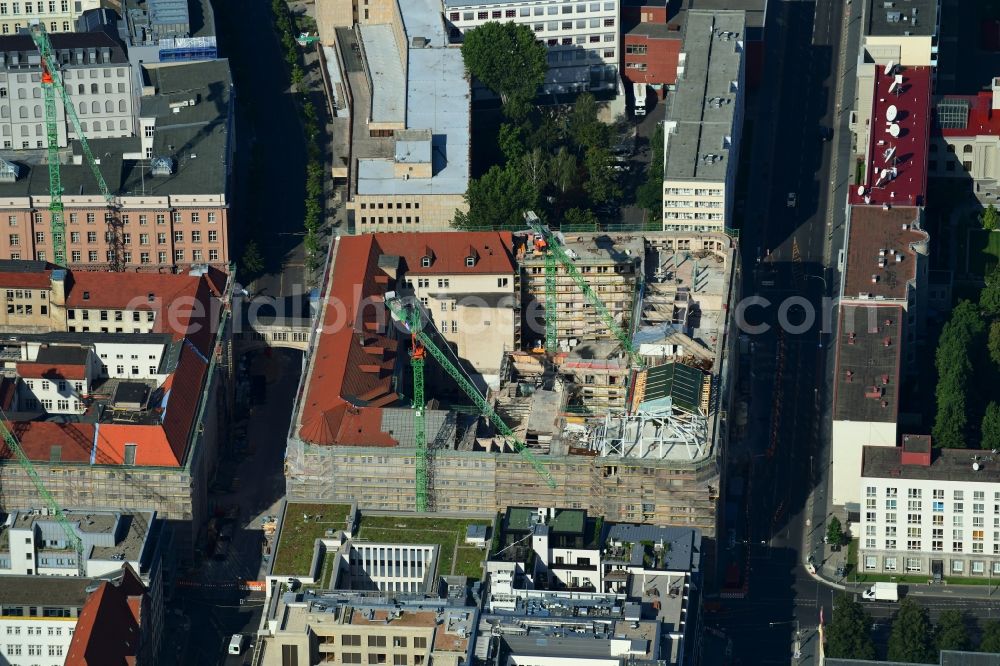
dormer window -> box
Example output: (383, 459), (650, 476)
(465, 255), (476, 267)
(465, 246), (479, 268)
(421, 256), (431, 268)
(82, 291), (90, 300)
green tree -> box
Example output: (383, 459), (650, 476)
(933, 300), (985, 448)
(518, 147), (548, 195)
(887, 598), (936, 664)
(241, 239), (265, 277)
(568, 93), (610, 152)
(563, 207), (599, 230)
(935, 609), (970, 653)
(981, 620), (1000, 652)
(983, 203), (1000, 231)
(461, 22), (547, 119)
(825, 594), (876, 660)
(549, 147), (578, 195)
(636, 124), (664, 218)
(981, 265), (1000, 318)
(989, 321), (1000, 366)
(453, 164), (538, 229)
(498, 123), (527, 163)
(983, 402), (1000, 449)
(826, 516), (844, 546)
(583, 147), (621, 205)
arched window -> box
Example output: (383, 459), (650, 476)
(90, 83), (98, 94)
(118, 99), (126, 112)
(81, 121), (88, 132)
(106, 120), (114, 131)
(964, 145), (974, 154)
(78, 84), (84, 95)
(0, 107), (7, 119)
(91, 101), (99, 113)
(78, 101), (86, 114)
(32, 105), (40, 118)
(18, 106), (27, 119)
(119, 119), (126, 130)
(104, 100), (112, 113)
(104, 83), (111, 94)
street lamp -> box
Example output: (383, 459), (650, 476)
(769, 620), (802, 660)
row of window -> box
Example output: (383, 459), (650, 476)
(867, 487), (998, 501)
(332, 635), (428, 649)
(5, 625), (68, 636)
(6, 249), (220, 263)
(663, 200), (723, 208)
(543, 32), (615, 43)
(359, 216), (422, 226)
(0, 19), (69, 32)
(23, 378), (83, 392)
(862, 555), (1000, 576)
(7, 211), (217, 226)
(0, 1), (70, 14)
(338, 653), (423, 665)
(359, 201), (420, 210)
(528, 18), (615, 31)
(664, 187), (723, 196)
(450, 2), (615, 21)
(15, 230), (218, 246)
(6, 303), (46, 316)
(2, 643), (65, 657)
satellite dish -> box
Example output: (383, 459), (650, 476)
(886, 105), (898, 122)
(973, 462), (982, 471)
(889, 124), (900, 137)
(857, 186), (866, 196)
(884, 61), (895, 76)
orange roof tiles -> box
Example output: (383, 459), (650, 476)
(375, 231), (515, 275)
(65, 564), (147, 666)
(16, 362), (88, 381)
(0, 270), (53, 289)
(2, 421), (96, 463)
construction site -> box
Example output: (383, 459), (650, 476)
(286, 227), (739, 539)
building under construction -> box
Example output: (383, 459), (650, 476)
(286, 229), (739, 538)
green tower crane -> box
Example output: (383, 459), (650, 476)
(401, 305), (429, 512)
(386, 297), (557, 491)
(528, 220), (644, 368)
(0, 414), (85, 576)
(30, 25), (120, 270)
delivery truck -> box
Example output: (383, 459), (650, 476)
(633, 82), (647, 117)
(862, 582), (899, 602)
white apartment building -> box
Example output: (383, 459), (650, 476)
(0, 0), (102, 36)
(444, 0), (620, 95)
(661, 11), (745, 232)
(0, 576), (86, 666)
(338, 543), (437, 594)
(859, 438), (1000, 581)
(0, 31), (135, 150)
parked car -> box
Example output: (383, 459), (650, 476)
(786, 192), (797, 208)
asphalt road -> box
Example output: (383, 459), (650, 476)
(705, 0), (861, 663)
(159, 349), (302, 665)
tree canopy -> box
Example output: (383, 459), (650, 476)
(636, 123), (664, 218)
(826, 516), (844, 546)
(934, 300), (986, 448)
(453, 164), (539, 230)
(935, 609), (970, 653)
(887, 598), (936, 664)
(461, 22), (547, 118)
(825, 594), (876, 660)
(981, 620), (1000, 653)
(983, 203), (1000, 231)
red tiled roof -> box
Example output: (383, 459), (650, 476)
(850, 65), (931, 208)
(0, 271), (53, 289)
(937, 91), (1000, 137)
(374, 231), (515, 276)
(0, 421), (96, 463)
(0, 378), (15, 410)
(15, 362), (88, 380)
(842, 206), (929, 302)
(65, 564), (147, 666)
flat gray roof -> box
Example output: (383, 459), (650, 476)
(865, 0), (937, 37)
(663, 10), (745, 182)
(606, 524), (702, 571)
(358, 24), (405, 125)
(402, 0), (448, 43)
(862, 446), (1000, 484)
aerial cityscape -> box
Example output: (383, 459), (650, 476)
(0, 0), (999, 664)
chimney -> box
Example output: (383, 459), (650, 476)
(993, 77), (1000, 111)
(900, 434), (932, 466)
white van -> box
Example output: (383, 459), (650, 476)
(228, 634), (247, 655)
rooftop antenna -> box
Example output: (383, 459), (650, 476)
(883, 145), (897, 163)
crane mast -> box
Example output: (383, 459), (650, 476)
(386, 297), (557, 490)
(30, 25), (121, 270)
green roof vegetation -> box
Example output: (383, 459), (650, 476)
(355, 514), (489, 581)
(272, 503), (352, 576)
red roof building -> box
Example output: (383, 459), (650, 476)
(64, 564), (156, 666)
(298, 231), (514, 446)
(851, 65), (932, 207)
